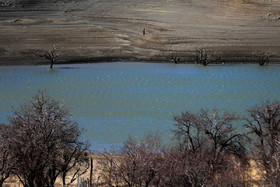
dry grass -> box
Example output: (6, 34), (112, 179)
(3, 153), (267, 187)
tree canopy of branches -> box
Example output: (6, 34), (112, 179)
(99, 109), (249, 187)
(258, 52), (270, 66)
(0, 124), (15, 186)
(246, 101), (280, 186)
(2, 91), (89, 187)
(172, 109), (248, 186)
(195, 47), (210, 66)
(99, 133), (172, 187)
(39, 45), (59, 69)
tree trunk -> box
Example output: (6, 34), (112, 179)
(0, 180), (4, 187)
(50, 60), (54, 69)
(90, 157), (93, 186)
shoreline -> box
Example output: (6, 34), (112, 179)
(1, 53), (280, 66)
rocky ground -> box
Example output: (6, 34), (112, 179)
(0, 0), (279, 65)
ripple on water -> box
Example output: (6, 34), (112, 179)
(0, 63), (280, 151)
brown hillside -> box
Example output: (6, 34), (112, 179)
(0, 0), (279, 64)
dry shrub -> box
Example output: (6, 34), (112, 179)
(99, 109), (250, 186)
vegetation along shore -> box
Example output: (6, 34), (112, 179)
(0, 0), (280, 65)
(1, 91), (280, 186)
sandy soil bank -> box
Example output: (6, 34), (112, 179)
(0, 0), (279, 65)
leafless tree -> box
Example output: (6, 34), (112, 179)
(39, 45), (59, 69)
(258, 52), (270, 66)
(195, 47), (210, 66)
(0, 124), (15, 186)
(245, 101), (280, 186)
(6, 90), (89, 187)
(99, 133), (174, 187)
(171, 55), (180, 64)
(99, 110), (249, 186)
(173, 109), (249, 186)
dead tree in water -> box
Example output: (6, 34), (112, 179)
(40, 45), (59, 69)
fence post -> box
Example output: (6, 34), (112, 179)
(90, 157), (93, 186)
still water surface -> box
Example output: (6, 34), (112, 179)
(0, 63), (280, 151)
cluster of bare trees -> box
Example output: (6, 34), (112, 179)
(246, 101), (280, 186)
(1, 90), (280, 186)
(172, 109), (249, 186)
(168, 47), (270, 66)
(99, 101), (280, 186)
(99, 110), (250, 186)
(195, 47), (210, 66)
(0, 91), (89, 187)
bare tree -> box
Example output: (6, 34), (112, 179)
(258, 52), (270, 66)
(99, 110), (249, 186)
(195, 47), (210, 66)
(0, 124), (15, 186)
(173, 109), (249, 186)
(39, 45), (59, 69)
(7, 90), (89, 187)
(99, 133), (172, 187)
(60, 147), (90, 186)
(245, 101), (280, 186)
(171, 55), (180, 64)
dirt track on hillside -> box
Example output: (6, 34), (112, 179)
(0, 0), (279, 65)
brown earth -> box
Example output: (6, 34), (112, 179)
(0, 0), (280, 65)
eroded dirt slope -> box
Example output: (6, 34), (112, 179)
(0, 0), (279, 64)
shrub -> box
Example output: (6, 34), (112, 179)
(99, 109), (249, 186)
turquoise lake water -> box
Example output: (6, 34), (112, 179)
(0, 63), (280, 151)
